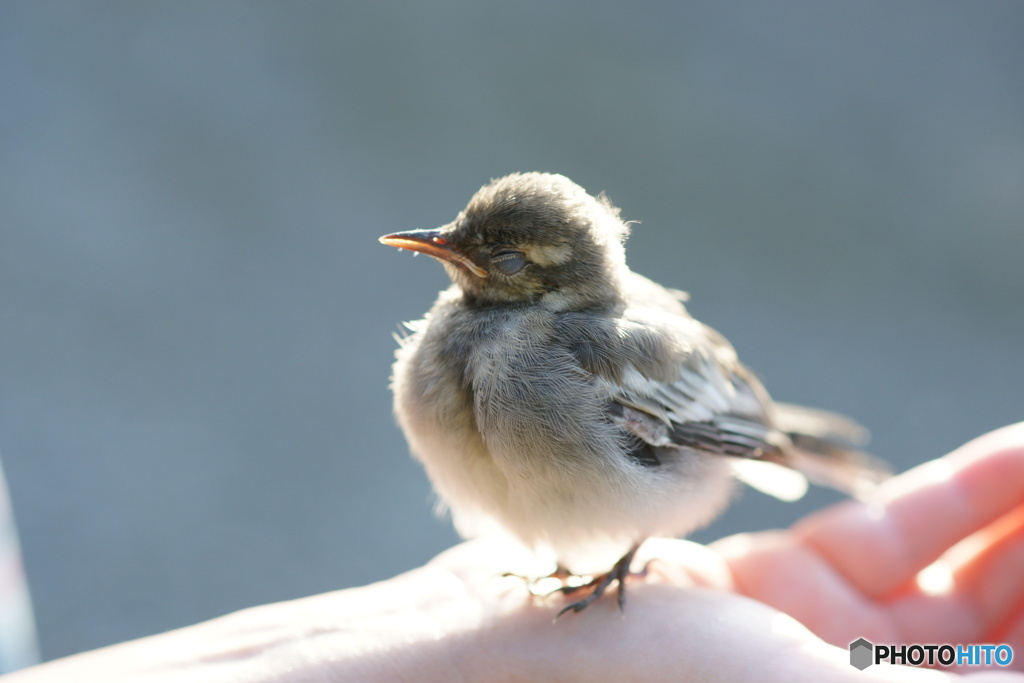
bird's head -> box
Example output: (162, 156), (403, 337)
(380, 173), (632, 309)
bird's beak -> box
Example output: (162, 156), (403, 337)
(379, 229), (488, 278)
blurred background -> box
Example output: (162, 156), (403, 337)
(1, 0), (1022, 662)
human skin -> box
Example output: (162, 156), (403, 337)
(6, 424), (1024, 682)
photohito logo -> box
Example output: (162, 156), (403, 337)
(850, 638), (1014, 669)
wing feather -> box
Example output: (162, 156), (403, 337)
(592, 308), (887, 497)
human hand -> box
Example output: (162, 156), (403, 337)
(717, 421), (1024, 667)
(7, 424), (1023, 682)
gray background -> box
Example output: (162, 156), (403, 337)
(2, 1), (1022, 662)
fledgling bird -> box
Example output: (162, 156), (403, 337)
(380, 173), (887, 615)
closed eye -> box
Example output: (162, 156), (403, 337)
(490, 249), (527, 275)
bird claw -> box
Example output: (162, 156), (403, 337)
(554, 545), (643, 618)
(503, 545), (648, 616)
(503, 565), (580, 596)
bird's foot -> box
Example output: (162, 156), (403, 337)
(503, 565), (578, 596)
(554, 544), (646, 617)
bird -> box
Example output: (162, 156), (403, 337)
(379, 172), (888, 616)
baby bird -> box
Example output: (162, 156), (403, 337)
(380, 173), (886, 615)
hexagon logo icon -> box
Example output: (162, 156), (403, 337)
(850, 638), (874, 670)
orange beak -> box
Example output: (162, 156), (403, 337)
(379, 229), (487, 278)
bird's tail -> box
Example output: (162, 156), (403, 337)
(770, 402), (891, 499)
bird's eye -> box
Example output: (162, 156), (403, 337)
(490, 249), (527, 275)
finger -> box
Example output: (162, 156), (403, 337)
(713, 529), (897, 647)
(996, 610), (1024, 674)
(792, 423), (1024, 599)
(948, 505), (1024, 641)
(872, 506), (1024, 651)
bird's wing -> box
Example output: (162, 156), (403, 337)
(603, 328), (786, 459)
(590, 309), (888, 497)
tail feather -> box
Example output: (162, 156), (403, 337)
(770, 403), (890, 498)
(772, 402), (869, 448)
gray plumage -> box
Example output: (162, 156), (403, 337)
(381, 172), (887, 594)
